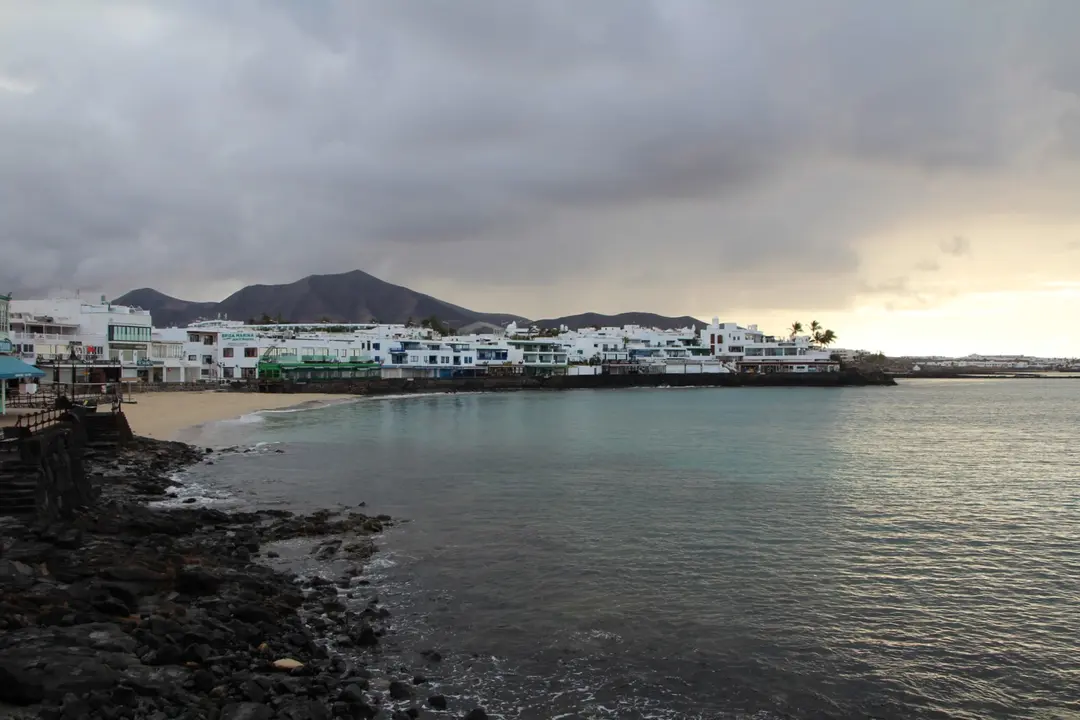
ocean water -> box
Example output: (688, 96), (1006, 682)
(179, 381), (1080, 719)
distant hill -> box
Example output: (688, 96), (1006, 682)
(113, 269), (529, 329)
(533, 312), (705, 331)
(111, 289), (217, 328)
(114, 270), (707, 332)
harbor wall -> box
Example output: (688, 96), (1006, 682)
(257, 369), (893, 395)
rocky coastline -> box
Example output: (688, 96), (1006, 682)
(0, 436), (485, 720)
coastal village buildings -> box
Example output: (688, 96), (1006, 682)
(6, 297), (195, 387)
(0, 293), (46, 414)
(5, 295), (852, 394)
(700, 319), (838, 373)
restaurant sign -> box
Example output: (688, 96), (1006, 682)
(221, 332), (257, 345)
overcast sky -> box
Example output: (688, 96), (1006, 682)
(3, 1), (1080, 355)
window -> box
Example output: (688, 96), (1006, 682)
(187, 354), (197, 361)
(203, 335), (214, 345)
(409, 355), (418, 363)
(203, 355), (213, 364)
(244, 347), (258, 358)
(223, 366), (235, 378)
(242, 367), (256, 379)
(427, 355), (439, 364)
(465, 357), (473, 364)
(222, 347), (234, 358)
(441, 356), (450, 364)
(200, 369), (209, 377)
(372, 342), (380, 350)
(188, 333), (200, 343)
(108, 324), (151, 343)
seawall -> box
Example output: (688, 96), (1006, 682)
(0, 408), (134, 521)
(256, 369), (895, 395)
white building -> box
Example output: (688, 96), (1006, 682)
(558, 325), (731, 373)
(0, 292), (9, 351)
(700, 319), (839, 373)
(6, 296), (195, 384)
(159, 320), (413, 382)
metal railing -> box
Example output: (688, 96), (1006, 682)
(5, 382), (126, 410)
(14, 406), (69, 433)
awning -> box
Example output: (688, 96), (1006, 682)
(0, 355), (46, 380)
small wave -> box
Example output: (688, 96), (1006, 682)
(148, 479), (238, 509)
(219, 412), (267, 425)
(257, 397), (362, 415)
(364, 391), (487, 402)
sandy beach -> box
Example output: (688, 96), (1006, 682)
(120, 391), (353, 440)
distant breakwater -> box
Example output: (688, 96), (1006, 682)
(256, 368), (895, 395)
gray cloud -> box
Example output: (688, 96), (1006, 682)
(2, 0), (1080, 316)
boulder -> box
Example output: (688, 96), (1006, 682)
(277, 699), (331, 720)
(388, 680), (411, 700)
(220, 702), (274, 720)
(273, 658), (305, 671)
(145, 643), (183, 666)
(176, 568), (223, 595)
(234, 604), (277, 624)
(0, 663), (45, 705)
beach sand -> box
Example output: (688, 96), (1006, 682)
(120, 391), (353, 440)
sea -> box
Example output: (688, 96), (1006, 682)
(171, 380), (1080, 719)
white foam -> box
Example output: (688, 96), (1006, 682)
(364, 391), (487, 402)
(220, 412), (267, 425)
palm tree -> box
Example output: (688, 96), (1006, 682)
(789, 321), (803, 340)
(814, 329), (837, 347)
(810, 320), (822, 336)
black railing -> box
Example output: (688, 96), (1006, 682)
(14, 407), (68, 433)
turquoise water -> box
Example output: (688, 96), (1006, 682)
(182, 381), (1080, 718)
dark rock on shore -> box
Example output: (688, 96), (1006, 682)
(0, 433), (408, 720)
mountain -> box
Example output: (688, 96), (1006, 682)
(114, 270), (529, 328)
(533, 312), (705, 331)
(114, 270), (705, 331)
(112, 289), (217, 328)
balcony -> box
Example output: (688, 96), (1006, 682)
(11, 332), (79, 342)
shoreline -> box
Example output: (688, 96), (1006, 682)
(254, 367), (897, 397)
(120, 391), (356, 441)
(0, 433), (483, 719)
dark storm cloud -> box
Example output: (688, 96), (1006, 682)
(1, 0), (1079, 307)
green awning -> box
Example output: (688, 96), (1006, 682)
(0, 355), (46, 380)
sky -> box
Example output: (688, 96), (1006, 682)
(2, 1), (1080, 357)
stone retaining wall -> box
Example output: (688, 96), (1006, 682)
(256, 369), (893, 395)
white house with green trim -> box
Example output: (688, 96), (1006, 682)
(8, 296), (156, 384)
